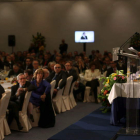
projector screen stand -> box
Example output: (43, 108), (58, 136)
(83, 43), (86, 52)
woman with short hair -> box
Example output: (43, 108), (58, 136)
(28, 69), (55, 128)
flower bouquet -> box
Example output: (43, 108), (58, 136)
(11, 78), (18, 85)
(98, 70), (127, 113)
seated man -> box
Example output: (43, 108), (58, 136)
(42, 67), (50, 81)
(106, 61), (118, 77)
(0, 84), (5, 99)
(8, 64), (23, 78)
(32, 60), (40, 73)
(24, 69), (33, 82)
(46, 64), (67, 96)
(65, 61), (78, 83)
(24, 57), (33, 70)
(8, 73), (36, 130)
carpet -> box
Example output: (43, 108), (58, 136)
(48, 108), (122, 140)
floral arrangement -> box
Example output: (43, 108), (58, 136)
(31, 32), (46, 52)
(11, 78), (18, 85)
(130, 33), (140, 48)
(98, 70), (127, 113)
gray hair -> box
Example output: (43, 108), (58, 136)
(48, 61), (56, 66)
(42, 68), (50, 76)
(17, 73), (25, 80)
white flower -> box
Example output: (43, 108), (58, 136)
(105, 83), (109, 87)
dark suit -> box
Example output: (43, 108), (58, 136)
(65, 69), (78, 83)
(81, 36), (88, 39)
(23, 64), (33, 70)
(8, 69), (24, 78)
(106, 67), (116, 77)
(8, 81), (36, 125)
(47, 70), (67, 89)
(4, 61), (14, 69)
(0, 84), (5, 99)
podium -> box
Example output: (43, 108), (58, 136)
(111, 47), (140, 139)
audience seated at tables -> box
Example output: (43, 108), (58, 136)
(24, 69), (33, 82)
(84, 62), (101, 103)
(28, 69), (55, 128)
(0, 84), (5, 99)
(8, 64), (23, 78)
(46, 64), (67, 96)
(32, 60), (40, 73)
(8, 73), (36, 130)
(24, 57), (33, 70)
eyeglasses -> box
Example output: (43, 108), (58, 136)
(19, 78), (26, 80)
(55, 67), (61, 69)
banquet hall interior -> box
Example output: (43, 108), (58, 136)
(0, 0), (140, 140)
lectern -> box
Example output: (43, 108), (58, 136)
(111, 47), (140, 139)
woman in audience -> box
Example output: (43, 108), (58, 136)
(28, 68), (55, 127)
(84, 62), (101, 103)
(76, 58), (86, 73)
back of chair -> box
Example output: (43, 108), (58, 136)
(63, 76), (73, 96)
(50, 80), (56, 99)
(22, 91), (31, 114)
(54, 79), (63, 99)
(70, 81), (76, 94)
(0, 92), (11, 117)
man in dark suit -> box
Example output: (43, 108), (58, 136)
(8, 73), (36, 130)
(65, 61), (78, 83)
(24, 58), (33, 70)
(8, 64), (23, 78)
(106, 61), (118, 77)
(0, 84), (5, 99)
(46, 64), (67, 96)
(59, 39), (68, 54)
(81, 32), (88, 39)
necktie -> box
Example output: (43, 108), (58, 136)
(52, 74), (58, 80)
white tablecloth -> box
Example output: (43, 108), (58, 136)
(0, 80), (13, 92)
(108, 82), (140, 104)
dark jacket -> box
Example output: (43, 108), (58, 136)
(8, 69), (24, 78)
(10, 81), (36, 109)
(65, 68), (78, 83)
(46, 70), (67, 89)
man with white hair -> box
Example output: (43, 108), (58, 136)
(8, 73), (36, 130)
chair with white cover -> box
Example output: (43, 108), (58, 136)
(53, 79), (66, 113)
(69, 81), (77, 108)
(10, 91), (32, 132)
(62, 76), (73, 110)
(50, 80), (56, 116)
(0, 92), (11, 140)
(83, 86), (100, 103)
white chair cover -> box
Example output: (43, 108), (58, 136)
(53, 79), (65, 113)
(83, 86), (100, 103)
(62, 76), (73, 110)
(69, 81), (77, 108)
(10, 91), (32, 132)
(50, 80), (56, 116)
(0, 92), (11, 140)
(29, 106), (40, 127)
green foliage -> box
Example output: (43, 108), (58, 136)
(98, 70), (127, 113)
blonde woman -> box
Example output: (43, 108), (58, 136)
(28, 69), (55, 127)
